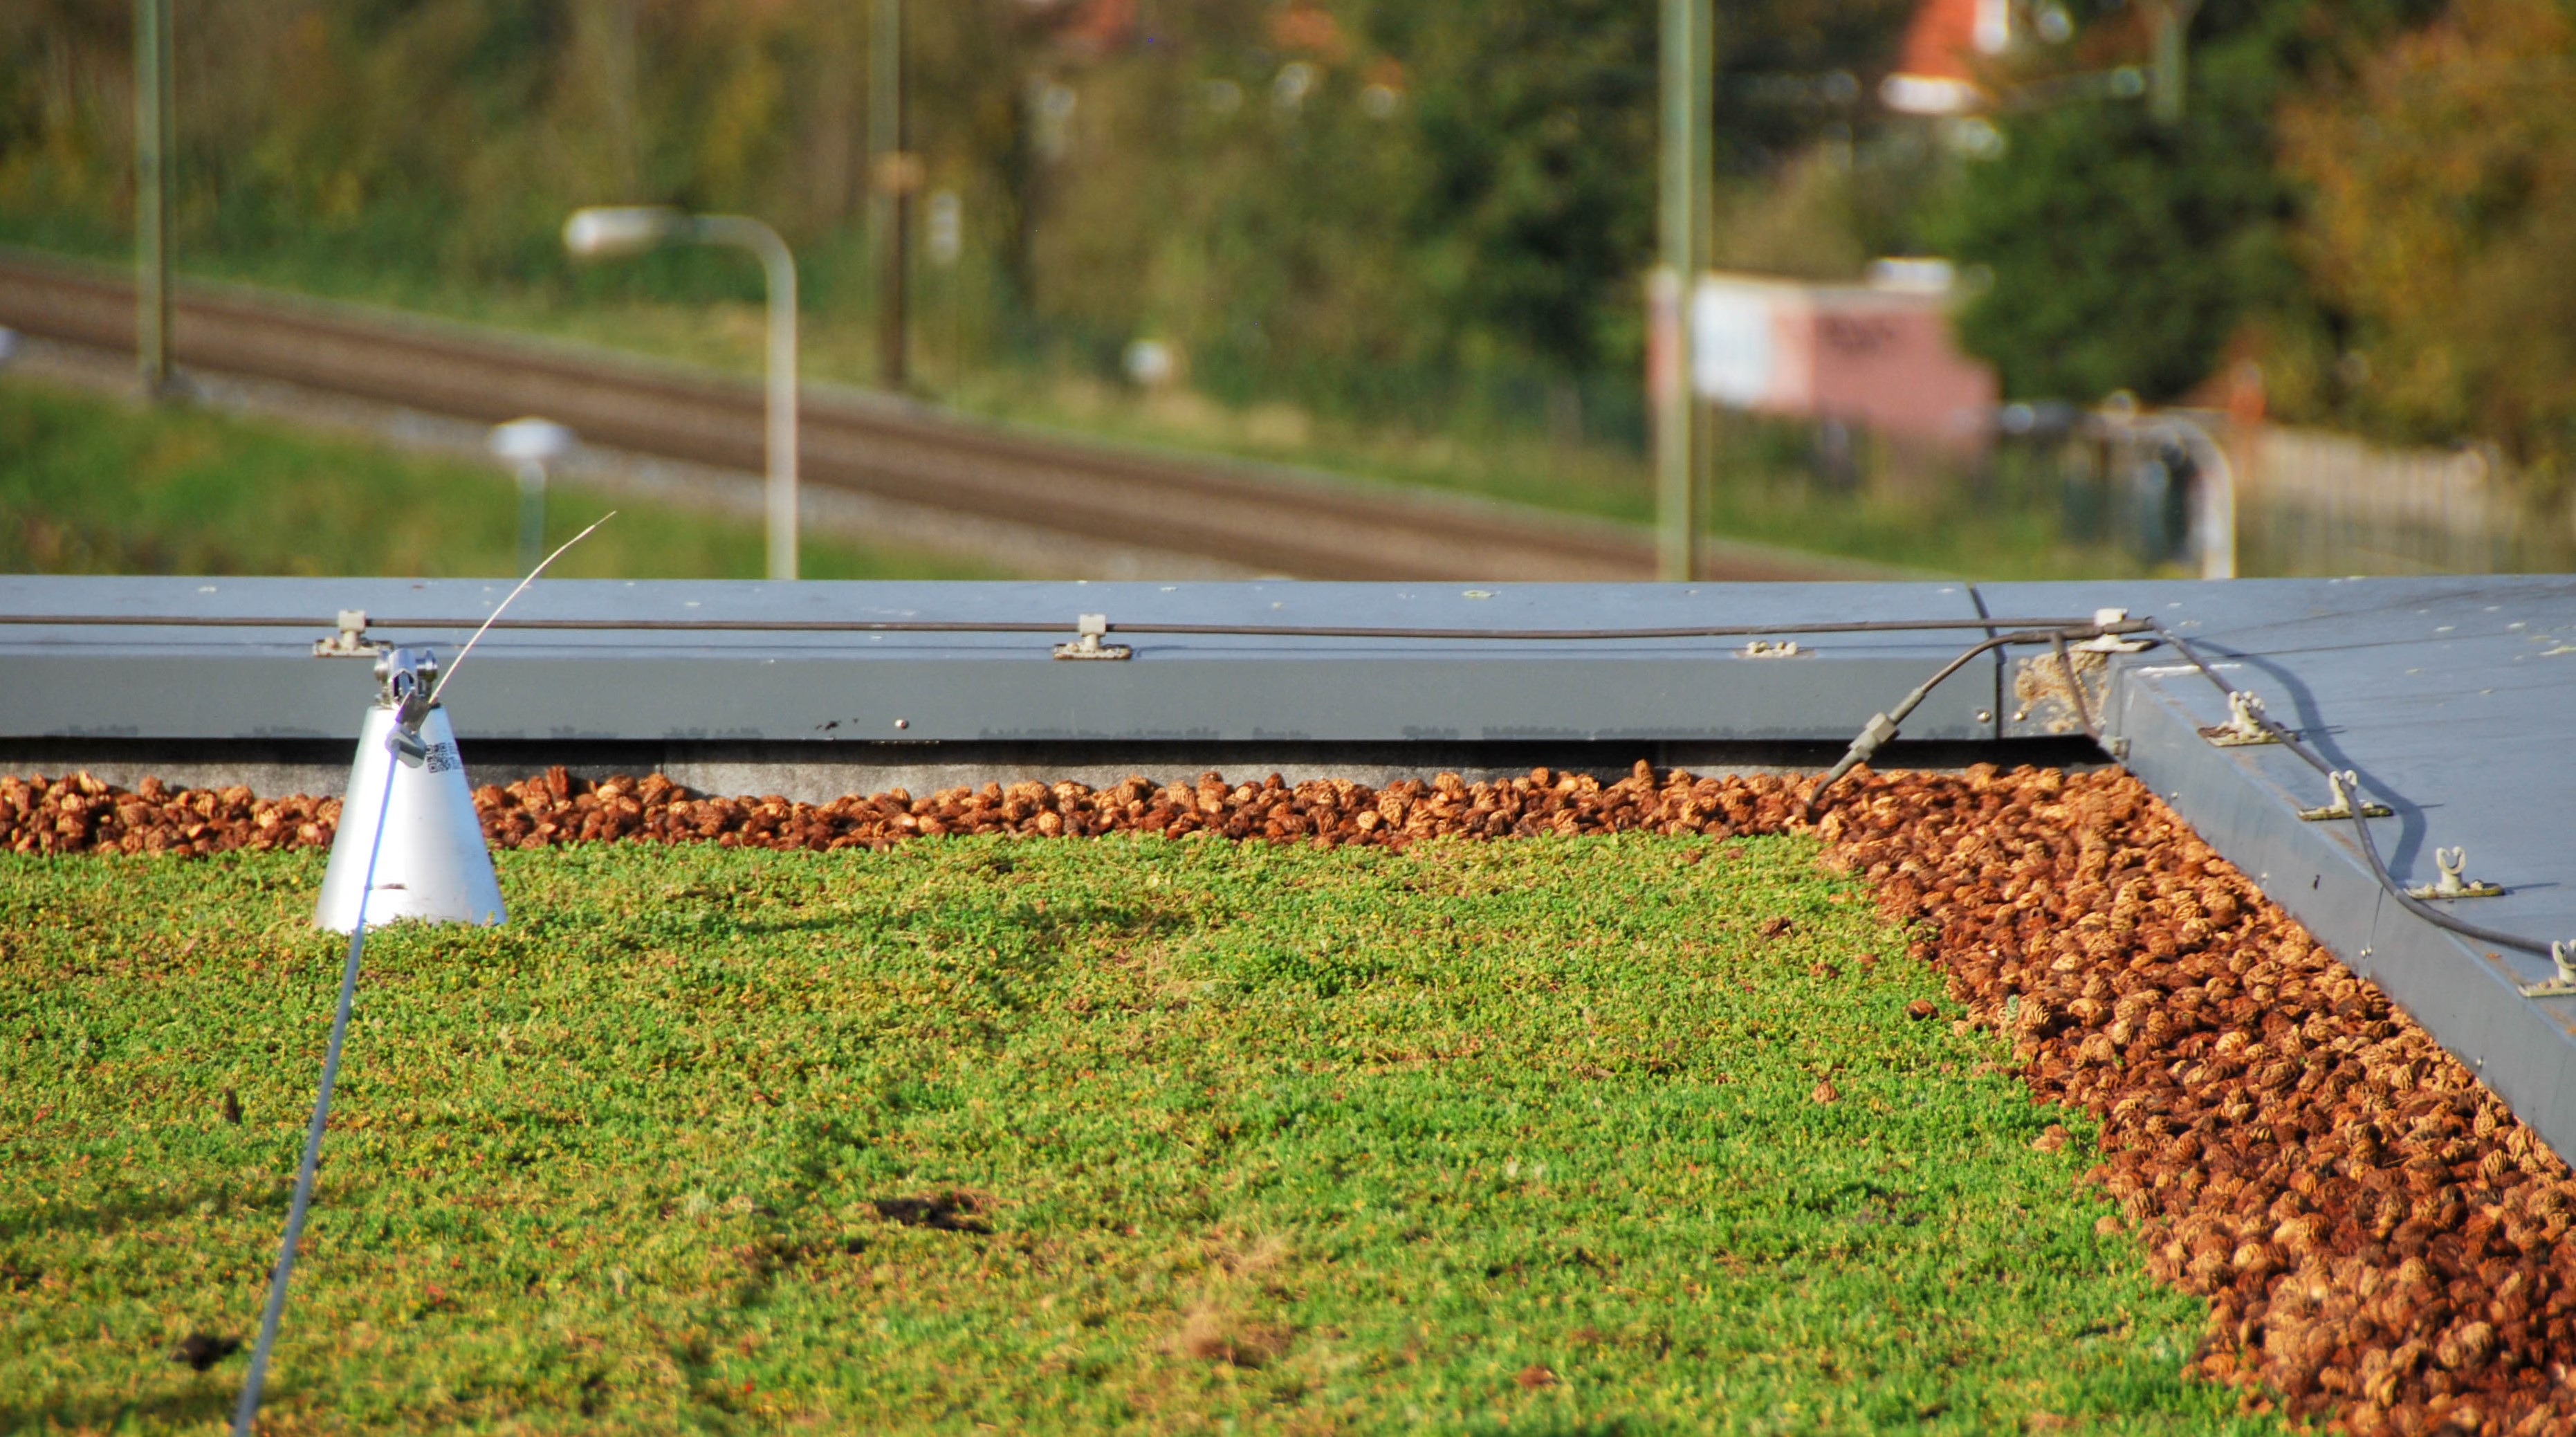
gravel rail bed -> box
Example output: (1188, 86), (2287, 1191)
(9, 762), (2575, 1434)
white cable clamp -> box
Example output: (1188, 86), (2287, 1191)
(2407, 846), (2504, 901)
(2199, 690), (2280, 747)
(2299, 771), (2391, 821)
(1052, 613), (1132, 661)
(2521, 943), (2576, 999)
(2074, 607), (2151, 653)
(312, 609), (382, 659)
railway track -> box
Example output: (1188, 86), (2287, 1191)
(0, 250), (1836, 580)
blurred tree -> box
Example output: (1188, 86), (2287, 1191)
(1383, 0), (1657, 376)
(1935, 0), (2429, 405)
(2281, 0), (2576, 473)
(1379, 0), (1913, 377)
(0, 0), (1919, 435)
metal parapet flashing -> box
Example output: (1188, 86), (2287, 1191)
(0, 576), (2007, 749)
(7, 572), (2576, 1161)
(2103, 666), (2576, 1171)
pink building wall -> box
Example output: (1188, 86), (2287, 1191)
(1691, 273), (1999, 448)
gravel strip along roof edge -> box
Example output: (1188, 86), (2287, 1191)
(9, 760), (2575, 1434)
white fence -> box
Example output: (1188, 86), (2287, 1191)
(2232, 422), (2566, 575)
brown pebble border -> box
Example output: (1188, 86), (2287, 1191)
(9, 761), (2576, 1434)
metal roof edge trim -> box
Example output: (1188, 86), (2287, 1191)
(2104, 659), (2576, 1164)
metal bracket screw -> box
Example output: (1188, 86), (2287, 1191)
(1051, 613), (1132, 661)
(2408, 845), (2505, 901)
(312, 609), (383, 659)
(2200, 690), (2281, 747)
(2521, 942), (2576, 999)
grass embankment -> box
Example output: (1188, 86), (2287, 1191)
(3, 242), (2151, 580)
(0, 378), (996, 579)
(1, 834), (2265, 1433)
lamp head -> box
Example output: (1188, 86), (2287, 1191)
(488, 416), (577, 465)
(563, 205), (687, 259)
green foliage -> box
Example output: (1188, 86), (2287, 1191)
(1386, 0), (1659, 374)
(0, 1), (1920, 431)
(0, 378), (993, 578)
(1936, 5), (2321, 404)
(2279, 0), (2576, 475)
(0, 836), (2275, 1432)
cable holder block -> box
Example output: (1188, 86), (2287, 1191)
(1052, 613), (1132, 661)
(2200, 690), (2281, 747)
(2521, 942), (2576, 999)
(2073, 607), (2153, 653)
(2299, 790), (2393, 822)
(312, 609), (383, 659)
(2408, 845), (2505, 901)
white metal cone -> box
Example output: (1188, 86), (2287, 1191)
(315, 704), (506, 932)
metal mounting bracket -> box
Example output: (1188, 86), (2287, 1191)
(1051, 613), (1132, 661)
(2299, 793), (2393, 822)
(2199, 690), (2281, 747)
(312, 609), (383, 659)
(2297, 798), (2390, 824)
(2408, 845), (2505, 901)
(2521, 942), (2576, 999)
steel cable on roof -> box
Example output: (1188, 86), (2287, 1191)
(2141, 621), (2562, 963)
(0, 612), (2141, 642)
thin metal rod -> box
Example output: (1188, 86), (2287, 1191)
(427, 511), (616, 706)
(692, 217), (798, 580)
(230, 753), (398, 1434)
(870, 0), (908, 392)
(0, 613), (2140, 641)
(1653, 0), (1712, 581)
(513, 462), (547, 578)
(134, 0), (173, 394)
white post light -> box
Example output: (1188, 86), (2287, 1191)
(564, 205), (800, 580)
(488, 417), (576, 577)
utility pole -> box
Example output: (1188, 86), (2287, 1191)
(134, 0), (173, 396)
(2149, 0), (2202, 125)
(870, 0), (910, 392)
(1653, 0), (1713, 580)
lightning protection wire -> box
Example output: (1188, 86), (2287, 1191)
(230, 751), (396, 1435)
(2140, 620), (2561, 963)
(1804, 625), (2102, 817)
(230, 516), (611, 1434)
(0, 612), (2149, 644)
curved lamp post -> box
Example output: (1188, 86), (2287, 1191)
(564, 206), (800, 580)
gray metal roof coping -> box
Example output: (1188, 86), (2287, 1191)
(7, 572), (2576, 1160)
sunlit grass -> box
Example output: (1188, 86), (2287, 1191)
(1, 239), (2160, 580)
(0, 835), (2270, 1433)
(0, 378), (997, 580)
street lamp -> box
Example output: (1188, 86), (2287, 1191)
(563, 205), (800, 580)
(488, 417), (577, 577)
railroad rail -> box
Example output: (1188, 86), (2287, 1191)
(0, 250), (1835, 581)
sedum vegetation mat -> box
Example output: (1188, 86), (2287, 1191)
(0, 831), (2258, 1434)
(10, 761), (2575, 1434)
